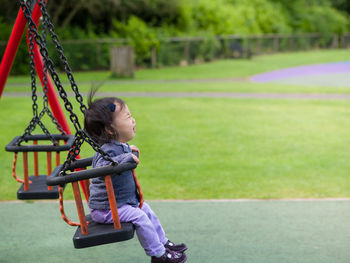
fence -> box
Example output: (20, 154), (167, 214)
(1, 33), (350, 73)
(154, 33), (342, 67)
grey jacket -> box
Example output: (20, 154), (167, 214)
(88, 141), (139, 209)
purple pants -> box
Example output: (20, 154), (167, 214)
(90, 202), (168, 256)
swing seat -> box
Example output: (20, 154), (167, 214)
(48, 158), (139, 249)
(73, 214), (135, 249)
(17, 175), (60, 200)
(6, 134), (74, 200)
(5, 134), (75, 152)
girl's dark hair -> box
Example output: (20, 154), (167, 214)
(84, 89), (125, 145)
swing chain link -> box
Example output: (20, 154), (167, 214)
(19, 0), (82, 133)
(36, 0), (87, 115)
(19, 0), (117, 169)
(16, 8), (57, 146)
(81, 129), (117, 165)
(60, 130), (116, 175)
(38, 12), (65, 135)
(28, 29), (38, 118)
(60, 131), (85, 173)
(18, 28), (39, 139)
(19, 117), (38, 142)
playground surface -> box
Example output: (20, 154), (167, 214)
(1, 199), (350, 263)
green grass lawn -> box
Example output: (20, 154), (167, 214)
(1, 96), (350, 200)
(2, 50), (350, 200)
(4, 49), (350, 94)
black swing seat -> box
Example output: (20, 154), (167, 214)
(5, 134), (75, 152)
(17, 175), (60, 200)
(48, 157), (139, 249)
(73, 214), (135, 249)
(6, 134), (74, 200)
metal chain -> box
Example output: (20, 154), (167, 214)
(60, 130), (117, 175)
(38, 13), (65, 134)
(37, 119), (57, 143)
(16, 17), (56, 146)
(18, 117), (38, 144)
(19, 0), (117, 173)
(19, 0), (82, 133)
(36, 0), (87, 115)
(29, 29), (38, 118)
(41, 14), (48, 110)
(80, 129), (116, 164)
(60, 131), (85, 173)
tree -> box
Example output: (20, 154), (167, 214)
(332, 0), (350, 15)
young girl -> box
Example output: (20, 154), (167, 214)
(84, 94), (188, 263)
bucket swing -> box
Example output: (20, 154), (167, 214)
(5, 10), (74, 200)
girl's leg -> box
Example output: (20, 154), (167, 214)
(118, 204), (165, 257)
(140, 202), (168, 245)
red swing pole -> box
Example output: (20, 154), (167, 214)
(0, 8), (27, 97)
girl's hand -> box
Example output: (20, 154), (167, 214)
(130, 145), (140, 155)
(132, 153), (139, 164)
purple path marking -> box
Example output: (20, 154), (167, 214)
(251, 61), (350, 83)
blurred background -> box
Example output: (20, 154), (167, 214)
(1, 0), (350, 201)
(1, 0), (350, 74)
(2, 2), (350, 262)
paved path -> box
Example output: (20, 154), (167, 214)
(3, 91), (350, 100)
(5, 77), (249, 86)
(251, 62), (350, 82)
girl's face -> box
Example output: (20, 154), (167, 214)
(111, 103), (136, 143)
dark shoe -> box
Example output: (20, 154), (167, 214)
(165, 240), (188, 253)
(151, 248), (187, 263)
